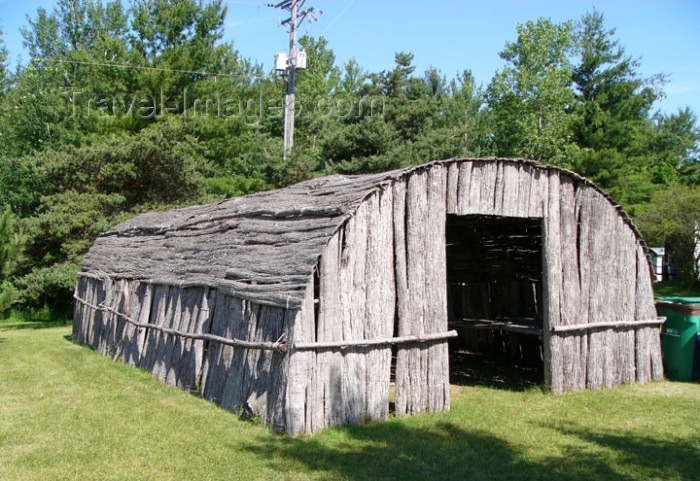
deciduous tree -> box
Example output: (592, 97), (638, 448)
(487, 18), (575, 163)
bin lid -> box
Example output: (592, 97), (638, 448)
(656, 296), (700, 305)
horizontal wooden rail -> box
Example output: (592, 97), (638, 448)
(73, 294), (289, 353)
(292, 330), (458, 350)
(551, 318), (666, 333)
(75, 295), (456, 354)
(449, 318), (543, 336)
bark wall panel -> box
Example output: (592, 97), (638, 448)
(219, 298), (256, 410)
(72, 276), (91, 346)
(286, 282), (315, 435)
(585, 195), (611, 389)
(575, 188), (593, 387)
(88, 279), (107, 351)
(635, 245), (664, 382)
(543, 171), (563, 393)
(174, 287), (211, 390)
(394, 166), (450, 415)
(396, 171), (429, 414)
(161, 287), (183, 385)
(425, 166), (449, 411)
(340, 195), (369, 425)
(139, 284), (171, 376)
(446, 162), (460, 214)
(559, 177), (583, 392)
(315, 233), (344, 429)
(516, 164), (533, 218)
(500, 162), (522, 218)
(242, 305), (288, 428)
(200, 293), (240, 404)
(527, 168), (547, 218)
(364, 189), (395, 421)
(456, 161), (474, 215)
(618, 222), (639, 385)
(300, 188), (398, 432)
(119, 281), (148, 366)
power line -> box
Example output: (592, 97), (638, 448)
(321, 0), (355, 36)
(34, 57), (265, 81)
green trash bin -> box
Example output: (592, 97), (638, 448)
(656, 297), (700, 382)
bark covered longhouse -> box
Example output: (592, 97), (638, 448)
(73, 158), (664, 434)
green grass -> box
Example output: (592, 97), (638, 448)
(654, 280), (700, 298)
(1, 321), (699, 481)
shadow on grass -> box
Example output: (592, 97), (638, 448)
(244, 418), (698, 481)
(245, 421), (545, 481)
(535, 422), (700, 481)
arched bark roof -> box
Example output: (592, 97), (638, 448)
(80, 158), (648, 309)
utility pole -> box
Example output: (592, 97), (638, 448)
(270, 0), (321, 161)
(284, 0), (298, 161)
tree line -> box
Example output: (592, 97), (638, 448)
(1, 0), (698, 316)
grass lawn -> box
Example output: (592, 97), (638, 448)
(1, 320), (698, 481)
(654, 280), (700, 298)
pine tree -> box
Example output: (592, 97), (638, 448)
(0, 206), (26, 315)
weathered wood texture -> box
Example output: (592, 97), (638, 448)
(394, 165), (450, 415)
(73, 275), (291, 430)
(286, 188), (398, 433)
(443, 159), (662, 392)
(74, 157), (663, 435)
(199, 293), (290, 429)
(284, 168), (452, 434)
(80, 172), (402, 309)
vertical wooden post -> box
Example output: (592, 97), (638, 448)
(425, 165), (449, 411)
(543, 171), (562, 392)
(365, 189), (395, 421)
(285, 282), (315, 435)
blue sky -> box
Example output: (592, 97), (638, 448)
(1, 0), (699, 116)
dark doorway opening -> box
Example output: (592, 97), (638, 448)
(446, 214), (545, 390)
